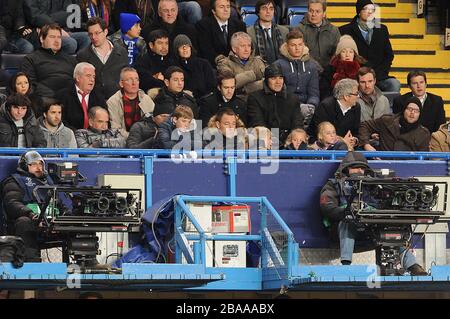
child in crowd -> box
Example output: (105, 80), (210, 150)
(283, 129), (309, 150)
(309, 121), (351, 151)
(158, 105), (198, 150)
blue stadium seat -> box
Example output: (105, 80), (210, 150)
(1, 54), (26, 76)
(287, 6), (308, 26)
(383, 91), (401, 110)
(241, 6), (259, 27)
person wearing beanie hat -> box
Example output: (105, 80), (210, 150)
(339, 0), (401, 93)
(247, 63), (304, 144)
(172, 34), (216, 99)
(319, 35), (366, 99)
(126, 101), (173, 149)
(360, 94), (430, 152)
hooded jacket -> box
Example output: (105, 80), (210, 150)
(297, 15), (341, 68)
(430, 122), (450, 152)
(274, 43), (320, 106)
(126, 116), (160, 149)
(109, 30), (147, 64)
(38, 116), (77, 148)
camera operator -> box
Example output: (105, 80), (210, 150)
(0, 151), (52, 262)
(319, 151), (427, 275)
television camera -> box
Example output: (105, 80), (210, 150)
(33, 162), (143, 272)
(341, 169), (446, 275)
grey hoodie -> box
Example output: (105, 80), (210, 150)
(38, 117), (77, 148)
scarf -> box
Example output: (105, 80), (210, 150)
(399, 116), (420, 134)
(330, 57), (360, 88)
(122, 34), (139, 65)
(253, 21), (284, 62)
(357, 18), (374, 44)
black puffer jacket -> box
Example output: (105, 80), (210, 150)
(153, 87), (198, 118)
(126, 116), (160, 149)
(0, 106), (46, 147)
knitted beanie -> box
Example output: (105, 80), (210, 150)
(403, 96), (423, 112)
(120, 13), (141, 34)
(356, 0), (375, 15)
(335, 35), (359, 56)
(173, 34), (193, 51)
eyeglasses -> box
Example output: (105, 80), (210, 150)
(405, 107), (420, 114)
(88, 30), (104, 37)
(348, 92), (360, 97)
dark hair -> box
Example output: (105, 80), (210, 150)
(255, 0), (275, 14)
(40, 23), (62, 40)
(146, 29), (169, 44)
(407, 70), (427, 86)
(42, 98), (63, 114)
(5, 93), (32, 110)
(357, 66), (376, 81)
(217, 70), (236, 86)
(7, 72), (32, 95)
(215, 107), (236, 122)
(86, 17), (108, 31)
(286, 29), (304, 42)
(164, 66), (184, 81)
(211, 0), (230, 11)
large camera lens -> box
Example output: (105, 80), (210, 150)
(115, 197), (128, 211)
(404, 189), (417, 204)
(421, 189), (434, 204)
(97, 196), (110, 212)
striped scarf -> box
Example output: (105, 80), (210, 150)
(253, 21), (284, 62)
(86, 1), (110, 27)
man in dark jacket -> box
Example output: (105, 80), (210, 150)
(135, 29), (175, 92)
(126, 101), (173, 149)
(198, 70), (247, 127)
(0, 94), (46, 148)
(57, 62), (107, 131)
(319, 151), (427, 275)
(1, 151), (52, 261)
(20, 24), (76, 100)
(0, 25), (9, 87)
(77, 17), (129, 99)
(392, 71), (445, 134)
(360, 96), (430, 152)
(308, 78), (360, 144)
(247, 63), (304, 145)
(339, 0), (400, 92)
(195, 0), (246, 66)
(153, 66), (198, 117)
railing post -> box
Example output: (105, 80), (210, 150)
(144, 156), (154, 209)
(225, 156), (237, 197)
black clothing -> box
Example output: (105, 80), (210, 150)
(135, 50), (175, 92)
(126, 116), (159, 149)
(154, 86), (198, 118)
(0, 107), (46, 147)
(174, 55), (216, 99)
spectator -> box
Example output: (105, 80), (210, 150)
(172, 34), (216, 99)
(247, 0), (289, 64)
(0, 0), (36, 53)
(77, 17), (129, 99)
(320, 35), (366, 99)
(7, 72), (43, 118)
(429, 122), (450, 152)
(203, 107), (247, 150)
(158, 104), (197, 149)
(109, 13), (147, 65)
(297, 0), (341, 69)
(216, 32), (266, 101)
(153, 66), (198, 117)
(23, 0), (90, 54)
(309, 121), (350, 151)
(112, 0), (156, 32)
(75, 106), (127, 148)
(247, 63), (303, 145)
(126, 101), (173, 149)
(196, 0), (246, 66)
(107, 67), (155, 138)
(142, 0), (199, 52)
(319, 151), (427, 275)
(0, 25), (8, 87)
(339, 0), (400, 92)
(79, 0), (114, 32)
(393, 71), (445, 134)
(135, 29), (174, 92)
(282, 128), (308, 150)
(38, 99), (77, 148)
(0, 94), (46, 148)
(357, 67), (390, 122)
(248, 126), (273, 150)
(308, 78), (360, 147)
(275, 29), (320, 127)
(20, 24), (76, 100)
(198, 70), (247, 128)
(360, 96), (430, 152)
(57, 62), (107, 130)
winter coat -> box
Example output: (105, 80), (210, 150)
(23, 0), (71, 28)
(393, 92), (445, 134)
(358, 86), (391, 122)
(198, 89), (248, 128)
(320, 57), (360, 99)
(247, 83), (303, 144)
(38, 116), (77, 148)
(339, 16), (394, 81)
(203, 128), (246, 150)
(359, 114), (430, 151)
(247, 21), (289, 64)
(76, 42), (129, 99)
(0, 106), (46, 147)
(297, 16), (341, 68)
(430, 122), (450, 152)
(126, 116), (160, 149)
(216, 52), (266, 100)
(195, 15), (247, 66)
(109, 30), (148, 64)
(20, 47), (76, 98)
(274, 43), (320, 106)
(0, 0), (27, 38)
(157, 117), (201, 150)
(107, 89), (155, 138)
(308, 96), (361, 142)
(135, 50), (175, 92)
(153, 87), (198, 118)
(75, 127), (127, 148)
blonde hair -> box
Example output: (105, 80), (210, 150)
(251, 126), (272, 150)
(284, 129), (308, 148)
(173, 105), (193, 120)
(317, 121), (353, 151)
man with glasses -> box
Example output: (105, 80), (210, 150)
(107, 67), (155, 138)
(77, 17), (129, 100)
(339, 0), (400, 92)
(297, 0), (341, 69)
(360, 96), (430, 151)
(308, 78), (360, 147)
